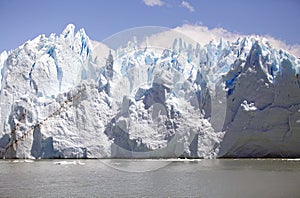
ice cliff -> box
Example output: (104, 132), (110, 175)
(0, 24), (299, 159)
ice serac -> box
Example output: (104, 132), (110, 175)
(0, 24), (112, 159)
(0, 50), (8, 90)
(0, 24), (299, 159)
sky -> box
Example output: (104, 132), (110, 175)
(0, 0), (299, 54)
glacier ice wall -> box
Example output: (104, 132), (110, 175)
(219, 41), (300, 157)
(0, 25), (299, 159)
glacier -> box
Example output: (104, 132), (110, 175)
(0, 24), (299, 159)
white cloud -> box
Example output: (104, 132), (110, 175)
(143, 0), (197, 13)
(100, 23), (300, 58)
(181, 1), (195, 12)
(139, 25), (239, 51)
(263, 36), (300, 58)
(174, 24), (241, 44)
(174, 24), (300, 57)
(143, 0), (164, 7)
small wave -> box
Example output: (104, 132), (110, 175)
(12, 159), (35, 163)
(286, 158), (300, 161)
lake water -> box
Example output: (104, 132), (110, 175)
(0, 159), (299, 197)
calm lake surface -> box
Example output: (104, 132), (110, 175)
(0, 159), (299, 197)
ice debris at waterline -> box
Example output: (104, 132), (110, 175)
(0, 24), (299, 159)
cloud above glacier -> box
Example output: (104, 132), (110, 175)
(262, 36), (300, 58)
(143, 0), (164, 7)
(181, 1), (195, 12)
(103, 24), (300, 58)
(174, 24), (300, 57)
(143, 0), (195, 13)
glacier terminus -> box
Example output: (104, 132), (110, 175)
(0, 24), (299, 159)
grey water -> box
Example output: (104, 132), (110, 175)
(0, 159), (299, 197)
